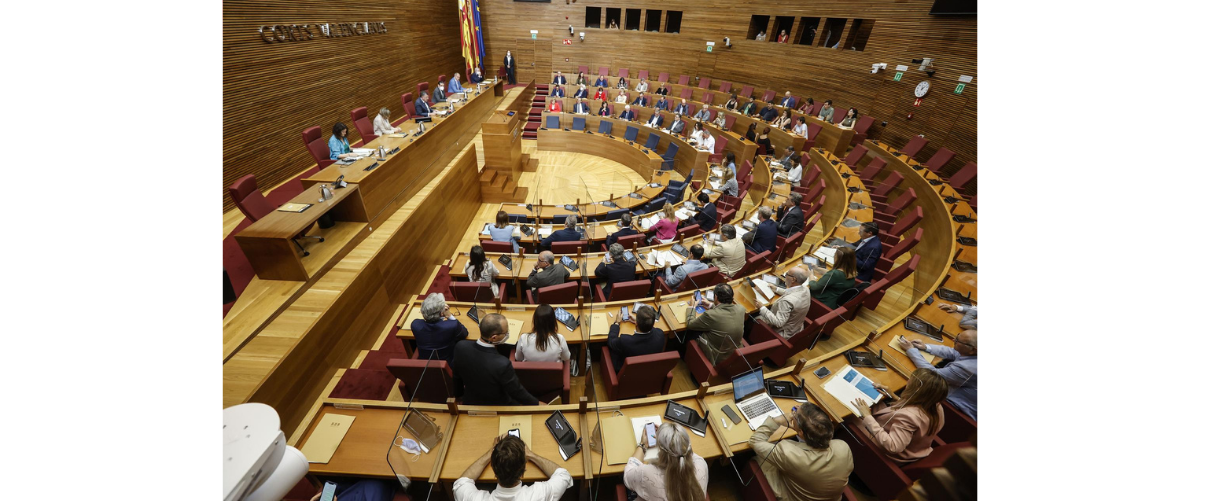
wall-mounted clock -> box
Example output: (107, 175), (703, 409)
(914, 80), (931, 98)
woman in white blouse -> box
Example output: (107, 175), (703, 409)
(623, 422), (708, 501)
(373, 107), (401, 135)
(792, 117), (808, 137)
(786, 154), (804, 185)
(615, 90), (629, 104)
(689, 121), (705, 143)
(463, 245), (500, 296)
(514, 304), (571, 362)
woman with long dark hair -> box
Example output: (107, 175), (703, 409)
(463, 245), (500, 296)
(623, 421), (708, 501)
(328, 122), (354, 160)
(839, 107), (860, 129)
(515, 304), (571, 362)
(757, 126), (775, 155)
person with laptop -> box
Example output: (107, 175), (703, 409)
(757, 267), (812, 339)
(850, 368), (948, 463)
(685, 284), (744, 366)
(748, 402), (854, 501)
(454, 434), (572, 501)
(606, 306), (665, 372)
(623, 422), (709, 501)
(729, 367), (784, 432)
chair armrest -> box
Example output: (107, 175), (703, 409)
(808, 297), (833, 320)
(526, 289), (535, 305)
(497, 282), (509, 304)
(661, 371), (674, 395)
(656, 276), (674, 295)
(600, 346), (619, 388)
(740, 460), (775, 501)
(561, 360), (571, 403)
(595, 284), (607, 302)
(748, 319), (784, 346)
(684, 340), (717, 387)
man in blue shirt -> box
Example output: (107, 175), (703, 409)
(593, 75), (609, 87)
(853, 222), (882, 281)
(540, 215), (584, 250)
(749, 207), (778, 254)
(665, 244), (708, 291)
(904, 330), (977, 421)
(758, 103), (778, 122)
(673, 100), (689, 115)
(415, 91), (433, 117)
(448, 72), (465, 94)
(654, 96), (669, 111)
(780, 91), (797, 109)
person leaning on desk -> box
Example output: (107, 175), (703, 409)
(328, 122), (354, 160)
(453, 313), (539, 405)
(527, 251), (570, 302)
(454, 434), (572, 501)
(685, 283), (744, 365)
(902, 329), (978, 421)
(605, 213), (641, 248)
(756, 266), (811, 339)
(851, 368), (948, 463)
(607, 305), (666, 372)
(596, 243), (638, 298)
(414, 91), (433, 117)
(749, 402), (854, 501)
(703, 224), (745, 277)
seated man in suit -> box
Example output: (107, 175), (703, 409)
(645, 109), (665, 128)
(757, 266), (811, 339)
(817, 100), (835, 123)
(469, 68), (484, 83)
(433, 82), (448, 104)
(454, 434), (572, 501)
(673, 99), (690, 115)
(665, 244), (708, 292)
(594, 74), (609, 88)
(749, 207), (779, 254)
(573, 98), (590, 115)
(415, 91), (433, 117)
(749, 402), (854, 501)
(550, 85), (565, 98)
(904, 329), (978, 421)
(693, 104), (712, 122)
(632, 92), (649, 107)
(410, 293), (469, 363)
(654, 95), (670, 111)
(552, 71), (567, 85)
(448, 72), (465, 94)
(593, 86), (607, 100)
(775, 192), (806, 237)
(527, 251), (571, 302)
(668, 114), (686, 134)
(540, 214), (583, 250)
(777, 145), (796, 166)
(780, 91), (797, 109)
(595, 243), (638, 298)
(853, 221), (882, 281)
(704, 224), (746, 277)
(758, 102), (779, 122)
(572, 84), (589, 98)
(605, 213), (641, 248)
(452, 313), (539, 405)
(686, 284), (745, 365)
(606, 306), (666, 372)
(618, 104), (636, 121)
(740, 100), (758, 116)
(689, 192), (718, 232)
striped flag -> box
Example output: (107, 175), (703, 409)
(458, 0), (486, 75)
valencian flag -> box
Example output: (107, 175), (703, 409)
(458, 0), (486, 75)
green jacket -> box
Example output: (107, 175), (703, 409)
(809, 269), (857, 309)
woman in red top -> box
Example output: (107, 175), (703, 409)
(593, 87), (607, 100)
(777, 30), (788, 43)
(548, 99), (562, 112)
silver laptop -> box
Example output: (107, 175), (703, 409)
(731, 368), (783, 430)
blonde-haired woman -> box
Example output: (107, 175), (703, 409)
(711, 111), (727, 128)
(623, 422), (708, 501)
(852, 368), (948, 463)
(648, 206), (679, 244)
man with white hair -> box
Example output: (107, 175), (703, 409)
(749, 206), (779, 254)
(757, 266), (812, 339)
(618, 104), (636, 121)
(410, 293), (469, 362)
(527, 251), (571, 303)
(540, 214), (583, 250)
(594, 243), (637, 298)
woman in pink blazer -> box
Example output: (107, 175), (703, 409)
(648, 207), (680, 244)
(852, 368), (947, 463)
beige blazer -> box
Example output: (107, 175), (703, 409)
(749, 421), (854, 501)
(759, 285), (811, 339)
(858, 402), (945, 463)
(705, 237), (746, 276)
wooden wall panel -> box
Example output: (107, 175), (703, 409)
(477, 1), (976, 166)
(223, 0), (465, 211)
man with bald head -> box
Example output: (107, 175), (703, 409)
(757, 266), (811, 339)
(527, 251), (571, 303)
(452, 313), (539, 406)
(904, 330), (978, 421)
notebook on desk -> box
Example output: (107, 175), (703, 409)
(277, 203), (313, 213)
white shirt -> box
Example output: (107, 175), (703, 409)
(699, 135), (715, 153)
(787, 163), (803, 183)
(515, 332), (571, 362)
(615, 94), (628, 104)
(454, 468), (573, 501)
(373, 114), (399, 135)
(792, 121), (807, 138)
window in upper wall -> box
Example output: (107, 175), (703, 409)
(845, 19), (874, 51)
(585, 7), (601, 29)
(770, 16), (795, 43)
(747, 15), (770, 40)
(625, 9), (640, 30)
(819, 18), (847, 48)
(796, 17), (820, 45)
(665, 11), (682, 33)
(605, 8), (621, 29)
(645, 10), (662, 32)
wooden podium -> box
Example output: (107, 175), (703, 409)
(479, 110), (529, 202)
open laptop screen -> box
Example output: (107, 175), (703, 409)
(732, 368), (765, 402)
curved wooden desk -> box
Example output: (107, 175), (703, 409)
(496, 170), (672, 223)
(539, 112), (708, 180)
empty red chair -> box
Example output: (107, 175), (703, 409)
(230, 174), (323, 254)
(922, 147), (955, 171)
(677, 74), (689, 86)
(882, 206), (923, 247)
(511, 360), (570, 403)
(832, 107), (848, 124)
(801, 164), (820, 188)
(874, 227), (923, 280)
(869, 172), (904, 204)
(730, 250), (770, 278)
(617, 68), (629, 79)
(718, 81), (732, 94)
(600, 348), (679, 400)
(863, 255), (919, 310)
(842, 145), (868, 167)
(679, 224), (702, 239)
(328, 369), (396, 400)
(873, 188), (917, 226)
(385, 358), (456, 403)
(577, 65), (588, 75)
(858, 158), (887, 185)
(617, 233), (644, 249)
(350, 106), (377, 145)
(657, 71), (669, 82)
(595, 279), (652, 302)
(526, 281), (579, 305)
(401, 92), (417, 119)
(938, 401), (977, 444)
(723, 114), (736, 130)
(900, 135), (929, 158)
(702, 92), (714, 105)
(449, 281), (509, 304)
(681, 88), (693, 101)
(685, 338), (781, 386)
(656, 266), (720, 294)
(947, 162), (977, 193)
(749, 307), (848, 366)
(550, 240), (587, 254)
(698, 77), (711, 89)
(801, 196), (824, 224)
(416, 81), (430, 101)
(708, 135), (728, 164)
(598, 66), (609, 77)
(301, 126), (336, 169)
(638, 70), (649, 80)
(739, 85), (753, 98)
(481, 240), (513, 252)
(762, 90), (776, 102)
(850, 115), (874, 147)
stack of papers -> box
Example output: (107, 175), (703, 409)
(751, 278), (779, 300)
(351, 148), (375, 155)
(675, 208), (696, 221)
(537, 226), (553, 237)
(646, 250), (684, 268)
(888, 336), (936, 364)
(814, 247), (838, 266)
(640, 214), (661, 230)
(822, 366), (883, 418)
(734, 226), (750, 239)
(709, 180), (722, 190)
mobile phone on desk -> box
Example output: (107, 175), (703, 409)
(320, 482), (338, 501)
(813, 367), (832, 379)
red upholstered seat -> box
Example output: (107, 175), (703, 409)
(617, 68), (629, 79)
(698, 77), (711, 89)
(358, 350), (413, 371)
(730, 250), (769, 279)
(229, 175), (276, 222)
(863, 255), (920, 311)
(843, 145), (868, 167)
(900, 135), (929, 158)
(550, 240), (587, 254)
(637, 70), (649, 80)
(749, 306), (848, 366)
(351, 106), (377, 145)
(657, 71), (669, 82)
(938, 401), (977, 444)
(596, 279), (652, 302)
(685, 338), (781, 386)
(681, 88), (693, 101)
(481, 240), (513, 252)
(449, 281), (508, 304)
(739, 85), (753, 98)
(762, 90), (775, 102)
(874, 187), (916, 226)
(850, 115), (874, 147)
(437, 74), (446, 84)
(656, 266), (721, 294)
(526, 281), (580, 305)
(875, 227), (923, 280)
(947, 162), (978, 193)
(701, 92), (714, 105)
(677, 75), (689, 86)
(718, 82), (731, 93)
(882, 206), (923, 247)
(923, 147), (955, 171)
(601, 347), (679, 400)
(616, 233), (644, 250)
(302, 126), (336, 169)
(598, 66), (609, 77)
(416, 82), (429, 101)
(329, 369), (396, 400)
(679, 224), (701, 239)
(385, 358), (456, 403)
(858, 158), (888, 185)
(708, 135), (728, 164)
(511, 359), (570, 403)
(869, 171), (904, 204)
(401, 92), (416, 121)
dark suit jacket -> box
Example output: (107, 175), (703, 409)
(598, 106), (611, 117)
(573, 103), (590, 114)
(695, 203), (718, 232)
(750, 219), (779, 254)
(433, 87), (447, 103)
(553, 75), (567, 84)
(741, 102), (758, 115)
(415, 99), (432, 117)
(410, 318), (469, 363)
(595, 259), (638, 298)
(469, 73), (484, 83)
(654, 87), (669, 96)
(541, 228), (583, 250)
(674, 104), (689, 115)
(782, 96), (797, 108)
(668, 120), (685, 134)
(654, 100), (669, 110)
(552, 88), (566, 98)
(646, 115), (664, 128)
(607, 324), (666, 372)
(619, 110), (636, 120)
(573, 88), (588, 98)
(633, 97), (649, 106)
(606, 226), (641, 248)
(853, 236), (882, 282)
(527, 262), (571, 301)
(776, 205), (805, 237)
(594, 77), (609, 87)
(452, 341), (539, 405)
(759, 106), (779, 122)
